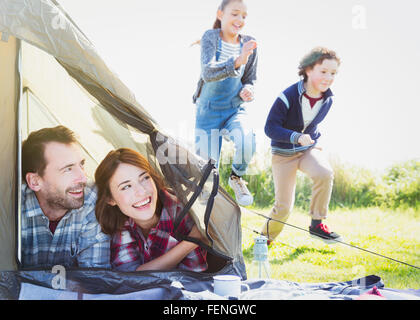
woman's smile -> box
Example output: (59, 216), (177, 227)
(108, 163), (158, 225)
(133, 196), (152, 209)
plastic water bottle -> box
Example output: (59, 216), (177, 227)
(248, 235), (271, 279)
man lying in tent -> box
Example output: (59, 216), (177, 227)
(21, 125), (111, 269)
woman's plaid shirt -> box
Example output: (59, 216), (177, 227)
(111, 190), (207, 272)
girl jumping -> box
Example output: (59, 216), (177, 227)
(193, 0), (258, 206)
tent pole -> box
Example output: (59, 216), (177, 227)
(15, 38), (22, 268)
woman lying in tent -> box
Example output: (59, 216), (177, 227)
(94, 148), (208, 272)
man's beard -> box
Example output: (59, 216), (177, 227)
(45, 183), (86, 211)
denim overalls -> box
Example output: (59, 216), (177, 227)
(195, 38), (256, 176)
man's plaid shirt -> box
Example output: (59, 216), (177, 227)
(111, 190), (207, 272)
(21, 183), (111, 269)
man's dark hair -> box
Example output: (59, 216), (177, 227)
(22, 126), (78, 179)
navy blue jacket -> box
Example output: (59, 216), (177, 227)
(265, 80), (334, 155)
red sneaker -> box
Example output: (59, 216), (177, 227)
(309, 223), (342, 244)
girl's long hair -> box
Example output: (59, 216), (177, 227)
(94, 148), (166, 235)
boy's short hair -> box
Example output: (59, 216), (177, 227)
(298, 47), (341, 81)
(22, 125), (78, 179)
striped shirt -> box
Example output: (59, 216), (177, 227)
(193, 29), (258, 103)
(21, 183), (111, 269)
(111, 190), (208, 272)
(217, 40), (241, 63)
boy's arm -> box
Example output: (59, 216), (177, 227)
(265, 96), (302, 144)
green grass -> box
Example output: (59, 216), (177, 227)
(241, 206), (420, 289)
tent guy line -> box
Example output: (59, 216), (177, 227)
(240, 206), (420, 271)
(241, 224), (296, 249)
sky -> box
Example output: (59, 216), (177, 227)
(58, 0), (420, 171)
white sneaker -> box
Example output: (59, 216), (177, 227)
(228, 175), (253, 206)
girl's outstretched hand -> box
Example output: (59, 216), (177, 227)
(235, 40), (257, 69)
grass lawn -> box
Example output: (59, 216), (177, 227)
(240, 206), (420, 289)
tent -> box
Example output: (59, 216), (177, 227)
(1, 0), (419, 300)
(0, 0), (244, 277)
